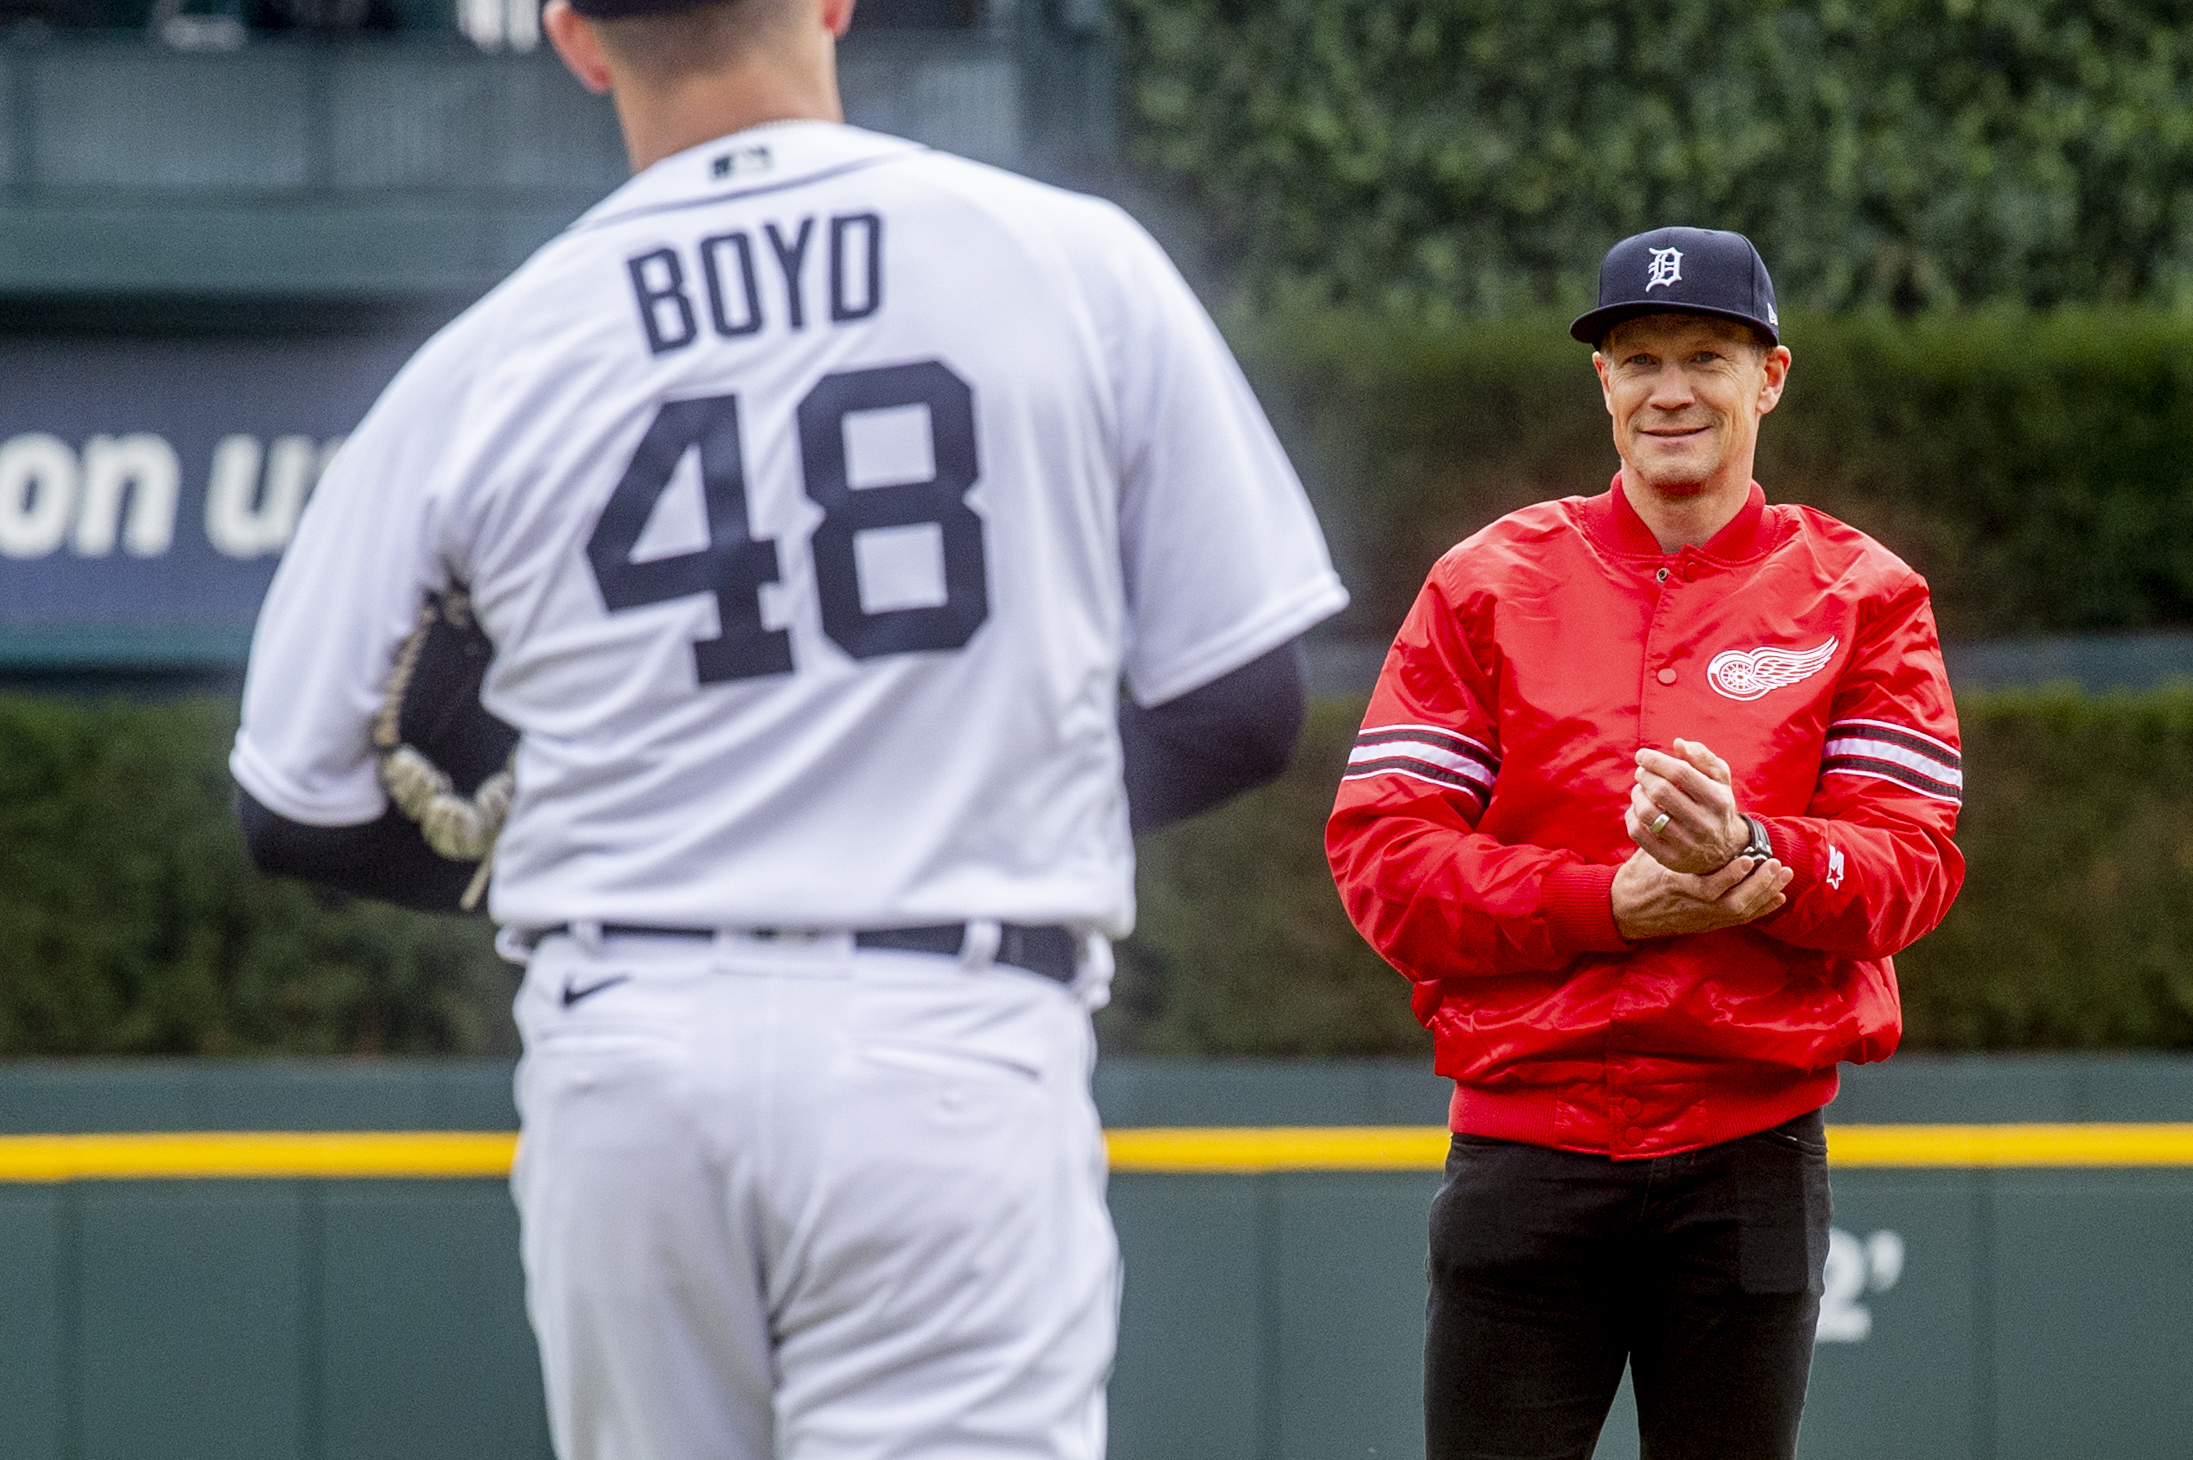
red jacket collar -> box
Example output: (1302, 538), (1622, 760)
(1583, 473), (1771, 562)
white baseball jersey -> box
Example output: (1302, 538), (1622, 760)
(231, 121), (1346, 936)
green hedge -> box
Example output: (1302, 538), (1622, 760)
(1111, 700), (1429, 1057)
(4, 691), (2189, 1057)
(0, 696), (511, 1057)
(1233, 305), (2193, 641)
(1899, 686), (2193, 1048)
(1109, 690), (2193, 1056)
(1119, 0), (2193, 315)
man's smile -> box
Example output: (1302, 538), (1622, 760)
(1641, 423), (1712, 442)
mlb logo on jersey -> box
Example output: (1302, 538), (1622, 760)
(711, 144), (772, 179)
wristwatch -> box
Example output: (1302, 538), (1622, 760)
(1739, 813), (1776, 865)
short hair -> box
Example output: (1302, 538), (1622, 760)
(592, 0), (804, 85)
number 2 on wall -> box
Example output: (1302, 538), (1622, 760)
(585, 359), (988, 683)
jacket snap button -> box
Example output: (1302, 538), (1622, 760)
(1623, 1127), (1646, 1146)
(1656, 667), (1678, 685)
(1623, 1097), (1644, 1117)
(1654, 567), (1670, 583)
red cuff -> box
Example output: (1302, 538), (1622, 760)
(1760, 816), (1821, 913)
(1543, 863), (1629, 955)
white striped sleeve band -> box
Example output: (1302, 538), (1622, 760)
(1822, 719), (1962, 803)
(1343, 724), (1499, 805)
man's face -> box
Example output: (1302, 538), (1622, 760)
(1592, 314), (1789, 499)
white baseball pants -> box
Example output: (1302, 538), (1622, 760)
(510, 930), (1119, 1460)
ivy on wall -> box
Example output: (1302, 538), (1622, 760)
(1119, 0), (2193, 314)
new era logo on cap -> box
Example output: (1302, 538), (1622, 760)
(1571, 226), (1779, 347)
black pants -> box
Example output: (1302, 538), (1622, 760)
(1425, 1111), (1831, 1460)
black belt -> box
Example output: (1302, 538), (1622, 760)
(541, 921), (1079, 986)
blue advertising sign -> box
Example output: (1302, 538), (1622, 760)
(0, 334), (420, 668)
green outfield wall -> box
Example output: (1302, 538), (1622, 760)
(0, 1055), (2187, 1460)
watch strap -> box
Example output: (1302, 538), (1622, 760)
(1741, 813), (1776, 864)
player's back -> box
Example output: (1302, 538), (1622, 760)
(232, 123), (1342, 937)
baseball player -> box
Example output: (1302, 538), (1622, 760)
(229, 0), (1348, 1455)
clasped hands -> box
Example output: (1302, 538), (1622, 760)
(1610, 739), (1791, 941)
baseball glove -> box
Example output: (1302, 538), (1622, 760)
(372, 586), (520, 911)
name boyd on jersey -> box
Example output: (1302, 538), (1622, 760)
(626, 209), (883, 356)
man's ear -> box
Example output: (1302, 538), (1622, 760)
(1756, 345), (1791, 415)
(822, 0), (855, 38)
(544, 0), (614, 95)
(1592, 351), (1615, 414)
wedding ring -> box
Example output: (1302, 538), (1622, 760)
(1648, 811), (1672, 836)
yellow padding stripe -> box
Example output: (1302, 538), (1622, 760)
(1106, 1126), (1450, 1172)
(1103, 1124), (2193, 1172)
(0, 1132), (519, 1183)
(2, 1124), (2192, 1182)
(1826, 1123), (2193, 1168)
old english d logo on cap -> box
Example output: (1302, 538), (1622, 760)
(1571, 226), (1779, 346)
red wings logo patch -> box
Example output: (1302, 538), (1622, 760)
(1707, 638), (1839, 702)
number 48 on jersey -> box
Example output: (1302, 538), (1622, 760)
(585, 359), (989, 684)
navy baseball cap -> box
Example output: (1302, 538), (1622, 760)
(1569, 226), (1779, 347)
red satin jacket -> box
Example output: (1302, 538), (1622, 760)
(1326, 478), (1965, 1158)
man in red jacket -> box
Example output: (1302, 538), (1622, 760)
(1326, 226), (1964, 1460)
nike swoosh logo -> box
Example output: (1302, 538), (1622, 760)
(560, 975), (632, 1008)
